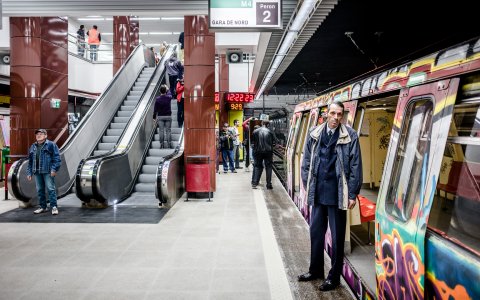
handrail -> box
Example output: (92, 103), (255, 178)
(67, 32), (113, 62)
(8, 44), (149, 203)
(76, 46), (176, 204)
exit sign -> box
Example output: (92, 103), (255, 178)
(209, 0), (282, 31)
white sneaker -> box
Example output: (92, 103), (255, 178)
(51, 207), (59, 215)
(34, 208), (47, 214)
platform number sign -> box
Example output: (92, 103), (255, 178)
(209, 0), (282, 30)
(256, 2), (279, 26)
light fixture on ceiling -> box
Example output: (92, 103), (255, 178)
(161, 17), (184, 21)
(256, 0), (318, 100)
(131, 17), (160, 21)
(78, 18), (105, 21)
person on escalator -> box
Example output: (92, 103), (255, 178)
(164, 52), (184, 98)
(26, 129), (62, 215)
(153, 85), (173, 149)
(175, 77), (184, 128)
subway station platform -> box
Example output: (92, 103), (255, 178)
(0, 171), (354, 300)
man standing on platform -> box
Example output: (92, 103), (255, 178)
(298, 101), (362, 291)
(87, 25), (101, 61)
(27, 129), (62, 215)
(219, 123), (236, 174)
(251, 121), (275, 189)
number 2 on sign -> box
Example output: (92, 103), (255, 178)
(263, 11), (271, 23)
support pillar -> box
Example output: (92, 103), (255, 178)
(113, 16), (131, 75)
(9, 17), (68, 157)
(129, 18), (140, 51)
(184, 15), (216, 191)
(218, 54), (229, 127)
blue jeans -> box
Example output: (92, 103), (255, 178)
(34, 173), (57, 209)
(90, 44), (98, 61)
(157, 116), (172, 148)
(221, 149), (235, 172)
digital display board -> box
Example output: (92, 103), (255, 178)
(209, 0), (282, 30)
(225, 92), (255, 103)
(228, 103), (244, 110)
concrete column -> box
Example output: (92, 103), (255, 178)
(184, 15), (216, 191)
(9, 17), (68, 156)
(113, 16), (130, 75)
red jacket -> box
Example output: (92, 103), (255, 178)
(176, 81), (184, 102)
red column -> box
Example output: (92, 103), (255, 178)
(184, 15), (216, 191)
(113, 16), (130, 75)
(9, 17), (68, 157)
(218, 54), (229, 127)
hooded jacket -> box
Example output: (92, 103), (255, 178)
(301, 123), (362, 210)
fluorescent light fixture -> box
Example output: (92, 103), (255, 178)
(161, 17), (184, 20)
(86, 16), (102, 18)
(102, 33), (113, 35)
(78, 18), (105, 21)
(256, 0), (317, 99)
(104, 17), (113, 21)
(172, 32), (181, 35)
(149, 32), (173, 35)
(131, 17), (160, 21)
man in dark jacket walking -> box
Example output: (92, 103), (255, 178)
(77, 25), (85, 57)
(251, 121), (275, 189)
(298, 101), (362, 291)
(27, 129), (61, 215)
(153, 85), (173, 148)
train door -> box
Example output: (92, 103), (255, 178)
(375, 79), (459, 299)
(286, 113), (302, 196)
(293, 113), (310, 205)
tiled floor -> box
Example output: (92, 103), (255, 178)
(0, 170), (353, 300)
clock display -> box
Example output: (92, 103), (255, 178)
(228, 103), (244, 110)
(225, 93), (255, 103)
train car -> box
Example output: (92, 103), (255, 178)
(284, 37), (480, 299)
(269, 108), (292, 185)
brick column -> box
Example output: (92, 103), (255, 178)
(9, 17), (68, 156)
(113, 16), (130, 75)
(184, 15), (216, 191)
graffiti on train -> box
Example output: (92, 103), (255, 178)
(296, 38), (480, 112)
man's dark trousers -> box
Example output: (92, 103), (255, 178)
(309, 203), (347, 283)
(252, 152), (273, 186)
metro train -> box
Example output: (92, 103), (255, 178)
(283, 37), (480, 299)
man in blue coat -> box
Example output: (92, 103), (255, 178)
(298, 101), (362, 291)
(27, 129), (62, 215)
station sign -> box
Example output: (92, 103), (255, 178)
(209, 0), (282, 31)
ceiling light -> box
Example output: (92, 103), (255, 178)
(102, 33), (113, 35)
(149, 32), (173, 35)
(78, 18), (105, 21)
(86, 16), (102, 18)
(161, 17), (184, 21)
(131, 17), (160, 21)
(104, 17), (113, 21)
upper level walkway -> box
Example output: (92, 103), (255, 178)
(0, 171), (354, 299)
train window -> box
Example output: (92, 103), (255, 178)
(386, 98), (433, 222)
(428, 102), (480, 252)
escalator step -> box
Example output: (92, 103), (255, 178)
(102, 136), (119, 143)
(117, 111), (133, 117)
(120, 106), (135, 111)
(134, 183), (155, 193)
(138, 174), (156, 183)
(107, 129), (123, 136)
(97, 143), (115, 150)
(94, 150), (109, 156)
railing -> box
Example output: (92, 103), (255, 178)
(68, 33), (113, 62)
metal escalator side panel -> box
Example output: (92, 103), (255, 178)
(9, 45), (149, 203)
(82, 46), (177, 205)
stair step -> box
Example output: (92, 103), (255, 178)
(102, 136), (119, 143)
(123, 100), (137, 106)
(145, 156), (163, 165)
(142, 165), (158, 173)
(134, 183), (155, 193)
(114, 117), (130, 123)
(138, 174), (156, 183)
(106, 129), (123, 136)
(117, 111), (133, 117)
(120, 106), (135, 111)
(94, 150), (109, 156)
(110, 123), (126, 129)
(126, 95), (140, 101)
(97, 143), (115, 150)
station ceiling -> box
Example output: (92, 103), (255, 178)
(273, 0), (480, 96)
(3, 0), (479, 97)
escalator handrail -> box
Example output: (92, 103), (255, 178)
(8, 44), (148, 201)
(81, 46), (177, 202)
(156, 127), (185, 203)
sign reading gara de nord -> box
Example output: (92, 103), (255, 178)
(209, 0), (282, 30)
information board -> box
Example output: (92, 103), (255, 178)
(209, 0), (282, 30)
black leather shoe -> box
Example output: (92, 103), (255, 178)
(266, 185), (273, 190)
(298, 272), (324, 282)
(319, 279), (340, 291)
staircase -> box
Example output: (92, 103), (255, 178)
(132, 98), (182, 196)
(93, 67), (155, 156)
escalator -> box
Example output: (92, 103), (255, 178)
(7, 45), (159, 204)
(76, 46), (184, 207)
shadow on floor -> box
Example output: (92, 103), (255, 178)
(0, 206), (168, 224)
